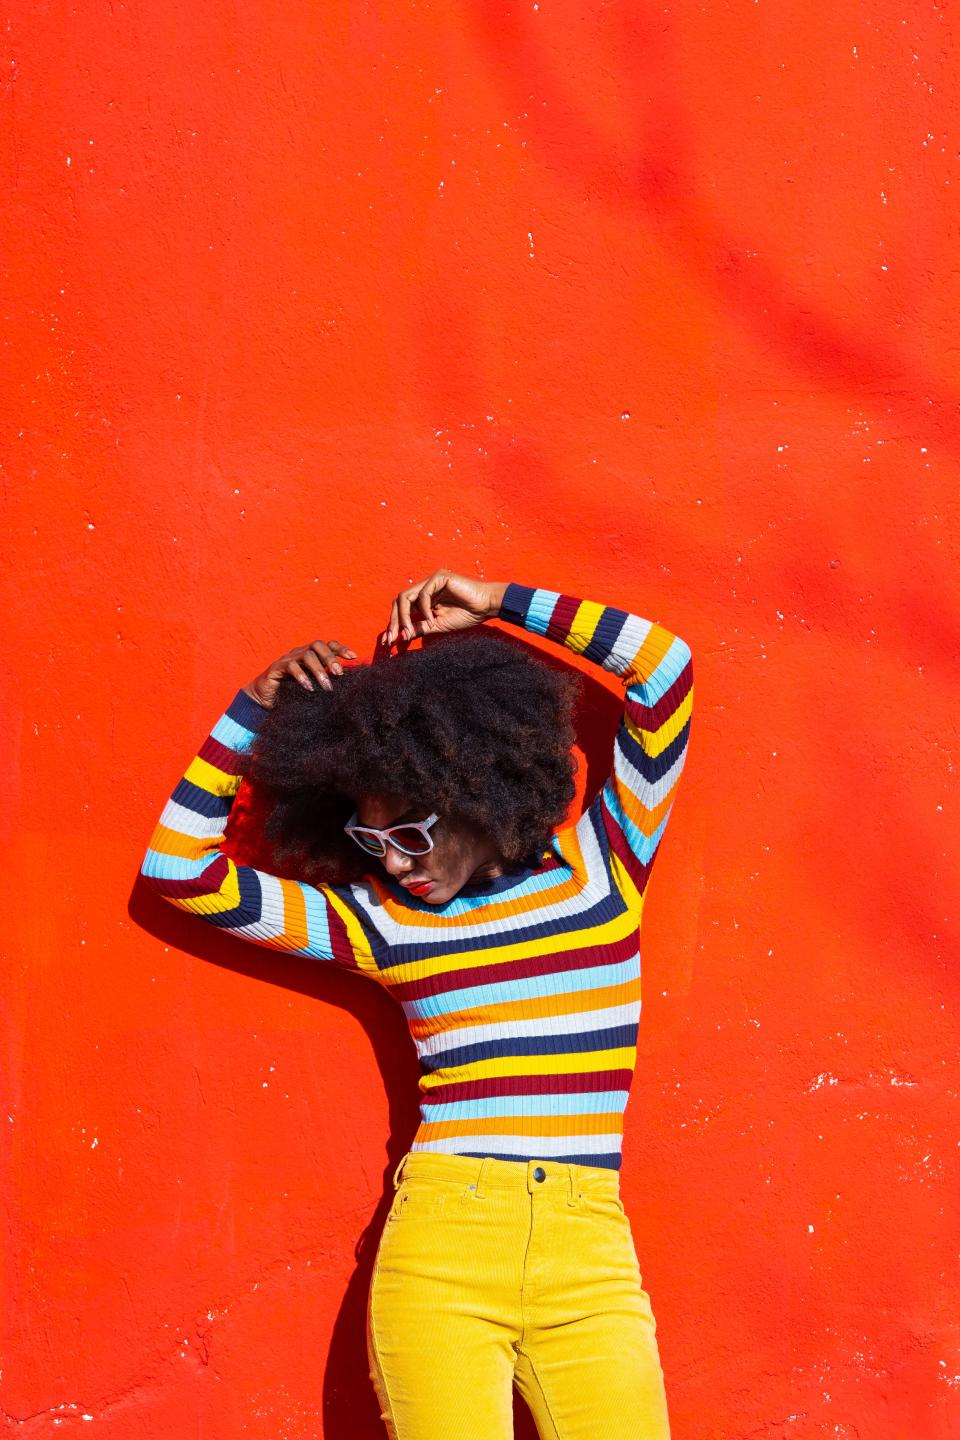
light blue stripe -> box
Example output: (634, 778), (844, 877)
(406, 955), (639, 1021)
(602, 779), (669, 864)
(296, 883), (334, 956)
(524, 588), (562, 636)
(211, 713), (257, 752)
(421, 1091), (630, 1122)
(141, 848), (212, 882)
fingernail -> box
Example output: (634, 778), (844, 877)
(301, 677), (314, 691)
(331, 662), (343, 675)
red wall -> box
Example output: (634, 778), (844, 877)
(5, 2), (959, 1436)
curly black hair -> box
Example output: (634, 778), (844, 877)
(235, 629), (582, 888)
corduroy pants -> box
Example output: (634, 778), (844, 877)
(366, 1150), (671, 1439)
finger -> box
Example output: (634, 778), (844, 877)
(385, 599), (400, 646)
(309, 639), (344, 677)
(301, 650), (335, 687)
(287, 658), (319, 692)
(327, 639), (357, 660)
(417, 579), (441, 627)
(397, 589), (416, 641)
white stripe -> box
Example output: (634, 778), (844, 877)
(158, 798), (228, 839)
(230, 871), (288, 942)
(414, 999), (641, 1059)
(613, 737), (688, 810)
(604, 612), (654, 676)
(410, 1133), (622, 1157)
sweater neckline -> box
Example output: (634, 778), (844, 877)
(387, 846), (561, 903)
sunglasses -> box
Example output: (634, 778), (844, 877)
(343, 811), (439, 858)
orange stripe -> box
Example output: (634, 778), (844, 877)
(416, 1113), (626, 1140)
(147, 822), (215, 861)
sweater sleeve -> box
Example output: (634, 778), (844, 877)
(139, 687), (378, 976)
(498, 582), (694, 916)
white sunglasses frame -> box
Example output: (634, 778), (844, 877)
(343, 810), (440, 857)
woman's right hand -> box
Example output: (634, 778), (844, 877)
(243, 637), (358, 709)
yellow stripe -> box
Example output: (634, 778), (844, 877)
(609, 852), (644, 918)
(625, 683), (693, 760)
(566, 599), (607, 654)
(324, 887), (378, 974)
(184, 755), (242, 797)
(418, 1045), (638, 1092)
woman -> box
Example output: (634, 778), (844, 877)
(140, 567), (694, 1440)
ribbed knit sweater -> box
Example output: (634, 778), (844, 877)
(141, 582), (694, 1171)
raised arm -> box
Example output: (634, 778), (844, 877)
(497, 582), (694, 916)
(139, 687), (378, 976)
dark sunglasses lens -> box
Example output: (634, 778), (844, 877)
(390, 826), (431, 854)
(353, 831), (386, 855)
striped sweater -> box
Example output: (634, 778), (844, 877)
(141, 582), (694, 1171)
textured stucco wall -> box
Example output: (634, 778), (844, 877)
(4, 2), (959, 1437)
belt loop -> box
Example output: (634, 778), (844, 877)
(392, 1152), (409, 1190)
(474, 1157), (492, 1199)
(566, 1164), (578, 1208)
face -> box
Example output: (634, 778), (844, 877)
(352, 791), (505, 904)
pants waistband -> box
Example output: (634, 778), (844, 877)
(391, 1149), (622, 1201)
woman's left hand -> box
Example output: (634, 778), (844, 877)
(381, 570), (508, 647)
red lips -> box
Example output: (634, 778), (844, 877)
(405, 880), (433, 896)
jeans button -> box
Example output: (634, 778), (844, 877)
(533, 1166), (546, 1182)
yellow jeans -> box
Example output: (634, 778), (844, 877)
(366, 1150), (671, 1439)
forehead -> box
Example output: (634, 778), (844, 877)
(355, 792), (419, 827)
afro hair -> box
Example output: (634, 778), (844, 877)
(235, 628), (582, 888)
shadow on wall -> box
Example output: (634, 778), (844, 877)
(130, 641), (623, 1440)
(466, 0), (960, 458)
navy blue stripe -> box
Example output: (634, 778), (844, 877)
(226, 687), (269, 731)
(616, 714), (691, 784)
(194, 865), (264, 929)
(419, 1021), (639, 1075)
(581, 605), (630, 666)
(381, 886), (633, 970)
(499, 582), (536, 626)
(456, 1150), (622, 1171)
(171, 776), (232, 819)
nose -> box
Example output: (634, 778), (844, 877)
(382, 843), (415, 877)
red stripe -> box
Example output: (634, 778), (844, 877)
(199, 734), (244, 774)
(421, 1070), (635, 1104)
(392, 928), (639, 1004)
(603, 812), (653, 896)
(625, 658), (693, 728)
(546, 592), (580, 644)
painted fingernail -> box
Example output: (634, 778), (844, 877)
(300, 677), (314, 691)
(331, 662), (343, 675)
